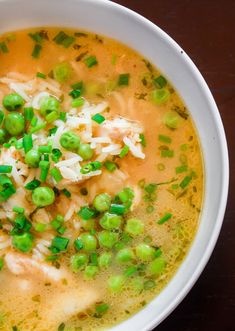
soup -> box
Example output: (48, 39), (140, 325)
(0, 28), (203, 331)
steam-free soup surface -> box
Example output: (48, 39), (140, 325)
(0, 28), (203, 330)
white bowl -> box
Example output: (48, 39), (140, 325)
(0, 0), (229, 330)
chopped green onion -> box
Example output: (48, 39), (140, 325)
(92, 113), (105, 124)
(180, 175), (192, 189)
(164, 111), (180, 129)
(95, 303), (109, 315)
(110, 204), (126, 215)
(34, 223), (47, 232)
(0, 165), (12, 173)
(28, 31), (45, 43)
(50, 167), (63, 183)
(24, 179), (41, 190)
(53, 62), (72, 83)
(157, 212), (172, 225)
(158, 134), (172, 144)
(50, 236), (70, 253)
(84, 55), (98, 68)
(0, 42), (9, 53)
(80, 161), (102, 174)
(13, 206), (25, 214)
(74, 238), (84, 251)
(71, 97), (85, 108)
(51, 148), (62, 163)
(59, 112), (66, 122)
(71, 81), (83, 90)
(62, 188), (71, 198)
(36, 72), (46, 79)
(161, 149), (174, 158)
(32, 44), (42, 58)
(104, 160), (117, 172)
(69, 89), (81, 99)
(119, 145), (129, 158)
(53, 31), (75, 48)
(0, 257), (4, 270)
(39, 160), (50, 182)
(12, 233), (34, 253)
(123, 266), (138, 277)
(46, 110), (59, 123)
(78, 206), (96, 220)
(118, 73), (130, 86)
(175, 165), (188, 174)
(153, 75), (167, 88)
(23, 133), (33, 153)
(24, 107), (34, 121)
(49, 127), (58, 136)
(38, 145), (52, 154)
(29, 122), (46, 134)
(30, 116), (38, 127)
(0, 111), (4, 125)
(139, 133), (146, 147)
(152, 88), (170, 105)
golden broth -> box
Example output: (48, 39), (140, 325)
(0, 28), (203, 331)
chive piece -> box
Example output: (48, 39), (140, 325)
(157, 212), (172, 225)
(90, 252), (98, 266)
(74, 238), (84, 251)
(123, 266), (138, 277)
(23, 134), (33, 153)
(158, 134), (172, 144)
(62, 36), (75, 48)
(46, 111), (59, 123)
(180, 143), (188, 151)
(25, 179), (41, 190)
(71, 81), (83, 90)
(13, 206), (25, 214)
(104, 160), (117, 172)
(62, 188), (71, 198)
(24, 107), (34, 121)
(36, 72), (46, 79)
(51, 148), (62, 163)
(0, 257), (4, 270)
(110, 204), (126, 215)
(180, 175), (192, 189)
(0, 42), (9, 53)
(53, 31), (75, 48)
(32, 44), (42, 58)
(95, 303), (109, 315)
(92, 113), (105, 124)
(29, 122), (46, 134)
(28, 32), (44, 43)
(175, 165), (188, 174)
(153, 75), (167, 88)
(50, 236), (69, 253)
(71, 97), (85, 108)
(38, 145), (52, 154)
(0, 165), (12, 173)
(59, 112), (66, 122)
(139, 133), (146, 147)
(78, 207), (95, 220)
(80, 161), (102, 174)
(84, 56), (98, 68)
(30, 116), (38, 127)
(161, 149), (174, 158)
(58, 321), (65, 330)
(118, 73), (130, 86)
(39, 160), (50, 182)
(0, 111), (4, 125)
(49, 127), (58, 136)
(69, 89), (81, 99)
(119, 145), (129, 158)
(50, 167), (63, 183)
(152, 89), (170, 105)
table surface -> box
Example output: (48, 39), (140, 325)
(113, 1), (235, 330)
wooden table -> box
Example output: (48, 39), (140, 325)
(113, 1), (235, 330)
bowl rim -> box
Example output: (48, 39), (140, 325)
(0, 0), (229, 330)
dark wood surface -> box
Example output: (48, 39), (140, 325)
(112, 1), (235, 330)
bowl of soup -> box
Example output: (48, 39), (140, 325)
(0, 0), (229, 330)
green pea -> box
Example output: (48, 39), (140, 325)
(148, 257), (166, 275)
(0, 128), (7, 144)
(3, 93), (25, 111)
(25, 150), (41, 168)
(116, 248), (135, 264)
(39, 96), (60, 117)
(59, 131), (80, 151)
(32, 186), (55, 207)
(98, 252), (112, 269)
(93, 193), (111, 212)
(125, 218), (144, 237)
(108, 275), (124, 292)
(12, 232), (33, 253)
(80, 233), (97, 251)
(84, 265), (99, 279)
(163, 111), (180, 129)
(70, 253), (88, 272)
(78, 143), (94, 160)
(4, 112), (25, 136)
(81, 219), (95, 231)
(99, 213), (123, 230)
(98, 231), (118, 249)
(135, 243), (155, 261)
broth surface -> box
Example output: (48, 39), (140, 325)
(0, 28), (203, 331)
